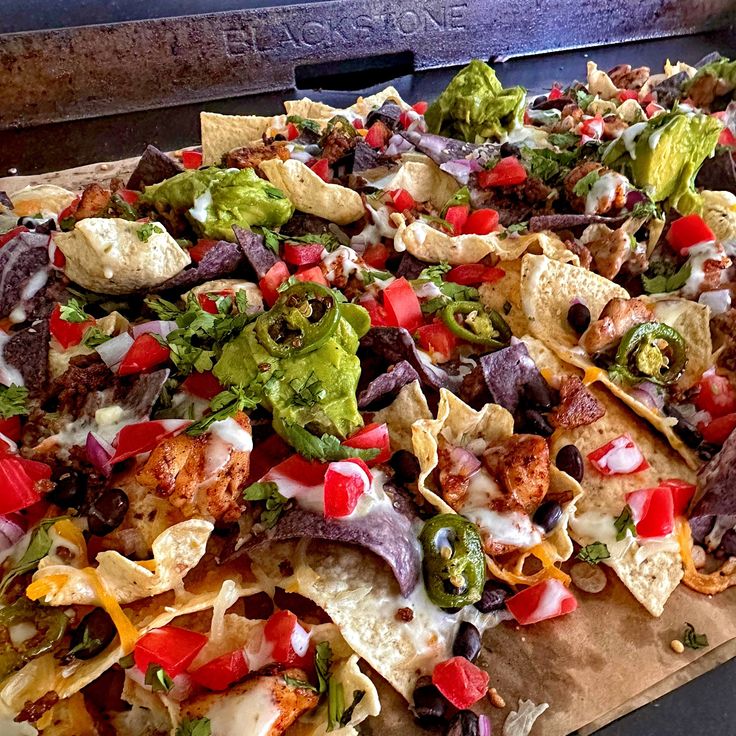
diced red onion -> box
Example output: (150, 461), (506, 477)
(479, 715), (492, 736)
(604, 445), (643, 474)
(290, 622), (311, 657)
(0, 514), (25, 553)
(131, 320), (177, 340)
(385, 134), (414, 157)
(625, 190), (646, 210)
(629, 381), (665, 411)
(167, 673), (194, 702)
(698, 289), (731, 315)
(440, 158), (482, 185)
(449, 446), (482, 478)
(95, 332), (134, 370)
(86, 431), (113, 476)
(289, 148), (313, 164)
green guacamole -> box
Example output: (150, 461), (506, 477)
(140, 167), (294, 241)
(602, 111), (722, 214)
(213, 312), (363, 439)
(425, 60), (526, 143)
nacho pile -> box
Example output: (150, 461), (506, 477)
(0, 51), (735, 736)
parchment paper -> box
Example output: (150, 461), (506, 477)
(3, 159), (735, 736)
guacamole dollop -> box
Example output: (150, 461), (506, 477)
(425, 60), (526, 143)
(602, 111), (722, 214)
(213, 309), (364, 438)
(140, 167), (294, 241)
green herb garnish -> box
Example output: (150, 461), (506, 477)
(137, 222), (161, 242)
(0, 384), (28, 419)
(243, 481), (288, 529)
(577, 541), (611, 565)
(641, 262), (691, 294)
(573, 169), (600, 197)
(278, 422), (378, 463)
(614, 505), (637, 541)
(175, 717), (212, 736)
(682, 622), (709, 650)
(59, 298), (89, 323)
(145, 663), (174, 693)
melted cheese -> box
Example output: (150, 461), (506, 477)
(205, 678), (282, 736)
(84, 568), (139, 653)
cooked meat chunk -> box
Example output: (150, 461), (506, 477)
(137, 412), (251, 522)
(563, 162), (602, 212)
(566, 239), (593, 269)
(180, 669), (319, 736)
(688, 74), (735, 109)
(74, 183), (112, 220)
(586, 227), (648, 279)
(470, 175), (555, 226)
(482, 435), (549, 516)
(550, 375), (606, 429)
(607, 64), (650, 90)
(602, 115), (628, 140)
(52, 354), (113, 416)
(579, 297), (653, 355)
(224, 141), (290, 174)
(437, 437), (480, 508)
(320, 128), (357, 164)
(712, 308), (736, 373)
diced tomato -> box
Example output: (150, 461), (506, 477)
(399, 110), (414, 129)
(412, 101), (429, 114)
(118, 333), (170, 376)
(134, 626), (207, 678)
(388, 188), (416, 212)
(0, 454), (44, 514)
(579, 115), (604, 144)
(343, 423), (391, 465)
(506, 579), (577, 625)
(382, 277), (423, 331)
(446, 264), (505, 286)
(617, 89), (639, 102)
(352, 118), (364, 131)
(263, 453), (329, 489)
(49, 237), (66, 268)
(699, 412), (736, 445)
(362, 243), (390, 270)
(283, 242), (324, 267)
(115, 189), (140, 205)
(462, 208), (499, 235)
(415, 321), (458, 362)
(444, 205), (470, 236)
(548, 85), (563, 100)
(646, 102), (665, 118)
(365, 120), (391, 148)
(57, 196), (80, 226)
(111, 419), (190, 464)
(181, 150), (203, 169)
(264, 610), (312, 667)
(360, 295), (391, 327)
(666, 214), (715, 256)
(324, 458), (373, 518)
(0, 227), (29, 248)
(626, 486), (675, 538)
(308, 158), (332, 182)
(188, 239), (219, 263)
(713, 111), (736, 147)
(49, 303), (93, 350)
(477, 157), (527, 188)
(694, 371), (736, 418)
(0, 416), (21, 443)
(190, 649), (249, 691)
(259, 261), (290, 307)
(16, 456), (52, 483)
(196, 292), (224, 315)
(294, 265), (328, 286)
(181, 371), (223, 401)
(659, 479), (696, 517)
(587, 434), (650, 476)
(286, 122), (300, 141)
(432, 656), (489, 710)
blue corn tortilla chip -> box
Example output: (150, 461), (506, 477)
(3, 320), (50, 397)
(233, 226), (280, 280)
(248, 481), (421, 597)
(126, 145), (184, 191)
(358, 360), (420, 409)
(652, 71), (690, 109)
(529, 213), (628, 232)
(360, 327), (454, 391)
(280, 212), (332, 237)
(689, 430), (736, 550)
(696, 149), (736, 195)
(155, 240), (245, 292)
(0, 192), (12, 209)
(353, 141), (396, 174)
(400, 130), (478, 164)
(395, 252), (426, 280)
(366, 102), (403, 131)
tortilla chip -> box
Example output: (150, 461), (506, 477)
(392, 215), (579, 266)
(284, 97), (337, 120)
(478, 260), (528, 335)
(351, 86), (409, 116)
(519, 254), (706, 468)
(370, 379), (432, 452)
(200, 111), (287, 165)
(259, 158), (364, 225)
(523, 337), (692, 616)
(9, 184), (77, 217)
(385, 159), (459, 210)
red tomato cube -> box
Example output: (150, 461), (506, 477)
(666, 214), (715, 256)
(323, 458), (373, 517)
(134, 626), (207, 677)
(191, 650), (249, 691)
(432, 656), (489, 710)
(694, 371), (736, 418)
(477, 157), (527, 188)
(506, 579), (577, 625)
(382, 277), (424, 331)
(587, 434), (650, 476)
(342, 423), (391, 465)
(626, 486), (675, 538)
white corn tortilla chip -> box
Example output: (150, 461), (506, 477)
(370, 380), (432, 453)
(384, 159), (459, 210)
(200, 111), (287, 165)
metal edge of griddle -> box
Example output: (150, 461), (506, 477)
(1, 0), (735, 130)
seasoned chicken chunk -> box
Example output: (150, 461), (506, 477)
(579, 297), (653, 355)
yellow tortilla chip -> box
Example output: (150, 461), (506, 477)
(351, 86), (409, 116)
(200, 111), (287, 165)
(478, 260), (528, 335)
(523, 337), (691, 616)
(9, 184), (77, 217)
(259, 158), (364, 225)
(284, 97), (337, 120)
(386, 159), (459, 210)
(370, 380), (432, 453)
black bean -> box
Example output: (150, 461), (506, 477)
(453, 621), (481, 663)
(446, 710), (479, 736)
(390, 449), (420, 484)
(49, 471), (88, 509)
(523, 379), (555, 410)
(520, 409), (554, 437)
(555, 444), (584, 481)
(412, 677), (448, 726)
(533, 500), (563, 533)
(474, 580), (511, 613)
(567, 303), (591, 334)
(87, 488), (129, 536)
(68, 608), (116, 660)
(34, 219), (56, 234)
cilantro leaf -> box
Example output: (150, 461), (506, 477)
(414, 262), (478, 314)
(289, 372), (327, 408)
(137, 222), (162, 242)
(631, 199), (659, 219)
(59, 298), (89, 323)
(243, 481), (288, 529)
(327, 677), (345, 732)
(315, 641), (332, 694)
(521, 147), (577, 183)
(284, 674), (318, 691)
(145, 295), (182, 320)
(441, 187), (470, 216)
(118, 653), (135, 669)
(614, 505), (637, 541)
(0, 384), (28, 419)
(278, 422), (378, 463)
(68, 627), (103, 659)
(175, 718), (212, 736)
(641, 262), (691, 294)
(361, 269), (393, 285)
(573, 169), (600, 197)
(82, 326), (112, 348)
(187, 385), (261, 436)
(286, 114), (321, 134)
(577, 541), (611, 565)
(682, 622), (709, 650)
(145, 663), (174, 693)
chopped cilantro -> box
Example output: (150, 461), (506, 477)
(577, 541), (611, 565)
(506, 222), (529, 235)
(259, 228), (340, 255)
(441, 186), (471, 216)
(631, 199), (659, 219)
(521, 147), (578, 183)
(415, 262), (478, 314)
(187, 385), (261, 436)
(175, 717), (212, 736)
(82, 326), (112, 348)
(243, 481), (288, 529)
(118, 653), (135, 669)
(137, 222), (161, 242)
(573, 169), (600, 197)
(361, 269), (393, 285)
(682, 622), (709, 650)
(145, 663), (174, 693)
(289, 372), (327, 408)
(641, 262), (691, 294)
(278, 422), (378, 463)
(420, 213), (453, 232)
(614, 505), (637, 541)
(576, 89), (595, 110)
(286, 114), (321, 134)
(68, 627), (103, 659)
(59, 298), (89, 323)
(283, 640), (333, 693)
(0, 384), (28, 419)
(264, 184), (287, 200)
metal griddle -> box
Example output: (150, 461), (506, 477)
(1, 2), (736, 733)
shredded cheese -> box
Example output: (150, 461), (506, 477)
(84, 568), (139, 653)
(486, 543), (571, 588)
(676, 520), (736, 595)
(26, 574), (69, 601)
(583, 366), (605, 386)
(136, 559), (157, 572)
(53, 519), (88, 567)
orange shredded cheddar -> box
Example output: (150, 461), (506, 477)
(677, 519), (736, 595)
(487, 543), (571, 588)
(85, 568), (139, 653)
(26, 574), (69, 601)
(582, 366), (605, 386)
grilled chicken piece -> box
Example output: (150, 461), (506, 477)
(579, 297), (653, 355)
(607, 64), (650, 90)
(586, 227), (647, 279)
(437, 437), (480, 508)
(136, 412), (251, 523)
(224, 141), (290, 175)
(74, 183), (112, 220)
(179, 668), (320, 736)
(550, 375), (606, 429)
